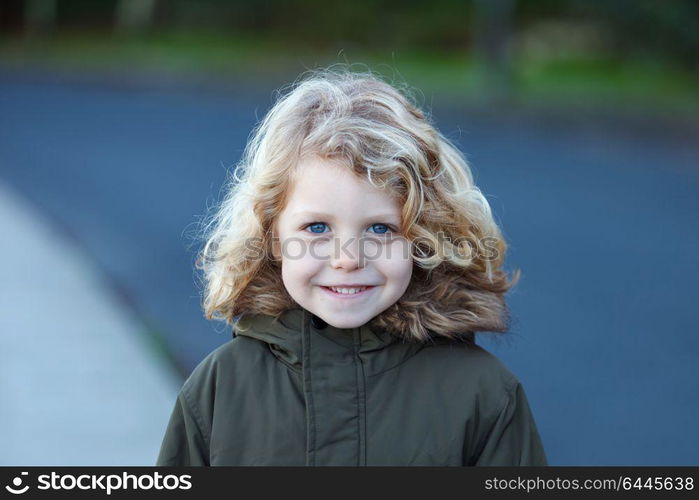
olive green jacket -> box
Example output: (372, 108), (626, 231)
(156, 307), (547, 466)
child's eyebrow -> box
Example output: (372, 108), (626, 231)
(292, 211), (400, 222)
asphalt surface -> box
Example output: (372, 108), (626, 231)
(1, 67), (697, 466)
(0, 178), (180, 465)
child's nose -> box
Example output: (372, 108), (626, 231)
(330, 236), (364, 270)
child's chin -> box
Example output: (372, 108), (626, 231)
(314, 311), (369, 330)
(328, 320), (367, 330)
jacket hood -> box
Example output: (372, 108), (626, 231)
(233, 307), (429, 374)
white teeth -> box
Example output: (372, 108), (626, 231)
(329, 286), (368, 294)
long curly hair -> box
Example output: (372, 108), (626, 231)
(194, 64), (520, 342)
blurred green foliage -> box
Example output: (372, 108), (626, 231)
(0, 0), (697, 116)
(1, 0), (697, 68)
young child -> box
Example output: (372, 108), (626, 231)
(156, 66), (547, 466)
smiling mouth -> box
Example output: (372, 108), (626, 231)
(320, 285), (376, 296)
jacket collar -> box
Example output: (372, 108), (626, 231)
(233, 307), (423, 372)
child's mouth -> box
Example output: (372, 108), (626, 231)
(320, 285), (376, 298)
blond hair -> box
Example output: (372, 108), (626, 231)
(195, 64), (520, 342)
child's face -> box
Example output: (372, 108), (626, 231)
(273, 155), (412, 329)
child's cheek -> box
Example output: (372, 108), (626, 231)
(307, 238), (333, 262)
(355, 236), (409, 265)
(384, 236), (413, 264)
(280, 239), (327, 283)
(381, 237), (414, 283)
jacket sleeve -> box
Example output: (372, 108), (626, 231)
(473, 380), (548, 466)
(156, 390), (210, 466)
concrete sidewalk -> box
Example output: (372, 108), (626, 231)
(0, 179), (181, 465)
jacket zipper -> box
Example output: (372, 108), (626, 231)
(353, 326), (368, 466)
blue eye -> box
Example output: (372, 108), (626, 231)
(369, 223), (390, 234)
(302, 222), (395, 235)
(305, 222), (328, 234)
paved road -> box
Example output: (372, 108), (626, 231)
(0, 178), (181, 465)
(1, 68), (697, 465)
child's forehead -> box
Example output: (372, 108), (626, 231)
(287, 208), (402, 222)
(288, 161), (398, 203)
(293, 154), (350, 175)
(279, 162), (402, 220)
(292, 154), (393, 187)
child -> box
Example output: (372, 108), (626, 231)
(156, 65), (547, 466)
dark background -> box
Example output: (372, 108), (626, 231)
(1, 0), (698, 466)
